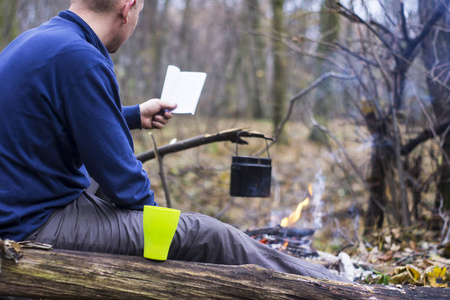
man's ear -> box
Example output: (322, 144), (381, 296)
(121, 0), (137, 24)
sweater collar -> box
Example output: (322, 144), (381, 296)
(58, 10), (112, 64)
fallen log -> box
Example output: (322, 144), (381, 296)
(1, 249), (449, 299)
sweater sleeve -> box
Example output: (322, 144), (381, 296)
(122, 105), (142, 130)
(61, 63), (156, 210)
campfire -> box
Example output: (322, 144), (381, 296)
(245, 185), (318, 258)
(280, 185), (312, 227)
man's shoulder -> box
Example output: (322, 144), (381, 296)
(27, 17), (112, 74)
(23, 16), (83, 47)
(42, 19), (102, 55)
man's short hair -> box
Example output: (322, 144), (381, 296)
(71, 0), (119, 13)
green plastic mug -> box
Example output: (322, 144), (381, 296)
(143, 205), (180, 261)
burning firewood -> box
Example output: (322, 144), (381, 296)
(245, 225), (315, 238)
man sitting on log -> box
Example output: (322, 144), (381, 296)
(0, 0), (346, 282)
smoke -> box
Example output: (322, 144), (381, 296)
(311, 170), (325, 229)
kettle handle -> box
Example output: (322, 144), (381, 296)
(235, 131), (270, 158)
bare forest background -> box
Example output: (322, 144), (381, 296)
(1, 0), (450, 252)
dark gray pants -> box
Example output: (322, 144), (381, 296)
(27, 187), (347, 282)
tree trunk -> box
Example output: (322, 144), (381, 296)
(151, 0), (172, 95)
(0, 0), (19, 50)
(362, 105), (392, 234)
(270, 0), (287, 138)
(364, 142), (387, 234)
(1, 249), (449, 299)
(419, 0), (450, 211)
(247, 0), (266, 119)
(179, 0), (194, 70)
(239, 5), (256, 119)
(314, 0), (341, 119)
(362, 0), (446, 233)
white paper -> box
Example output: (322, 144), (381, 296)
(160, 65), (207, 115)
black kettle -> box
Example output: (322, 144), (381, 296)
(229, 132), (272, 198)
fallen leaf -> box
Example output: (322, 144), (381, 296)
(359, 241), (368, 257)
(392, 228), (401, 239)
(406, 264), (422, 284)
(385, 235), (392, 245)
(377, 251), (393, 262)
(416, 258), (434, 269)
(393, 266), (406, 275)
(391, 243), (401, 252)
(425, 266), (449, 288)
(390, 272), (409, 284)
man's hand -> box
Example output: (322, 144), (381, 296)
(139, 99), (177, 130)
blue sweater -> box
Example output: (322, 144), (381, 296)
(0, 10), (156, 241)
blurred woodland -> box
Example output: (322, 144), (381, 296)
(2, 0), (450, 285)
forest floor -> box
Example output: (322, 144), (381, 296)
(133, 116), (449, 287)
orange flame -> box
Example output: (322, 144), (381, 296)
(280, 185), (312, 228)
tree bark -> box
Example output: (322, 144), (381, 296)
(270, 0), (287, 137)
(179, 0), (193, 70)
(360, 103), (392, 234)
(1, 249), (449, 299)
(364, 147), (387, 235)
(246, 0), (265, 119)
(151, 0), (172, 95)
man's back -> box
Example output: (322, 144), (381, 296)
(0, 10), (153, 241)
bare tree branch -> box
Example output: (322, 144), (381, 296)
(335, 2), (393, 51)
(401, 121), (450, 155)
(369, 20), (394, 41)
(334, 42), (380, 67)
(136, 128), (273, 163)
(401, 76), (450, 158)
(271, 72), (355, 144)
(404, 1), (446, 60)
(245, 29), (349, 72)
(400, 2), (410, 42)
(336, 0), (446, 70)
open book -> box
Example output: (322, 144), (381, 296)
(160, 65), (207, 115)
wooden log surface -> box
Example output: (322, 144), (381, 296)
(1, 249), (449, 299)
